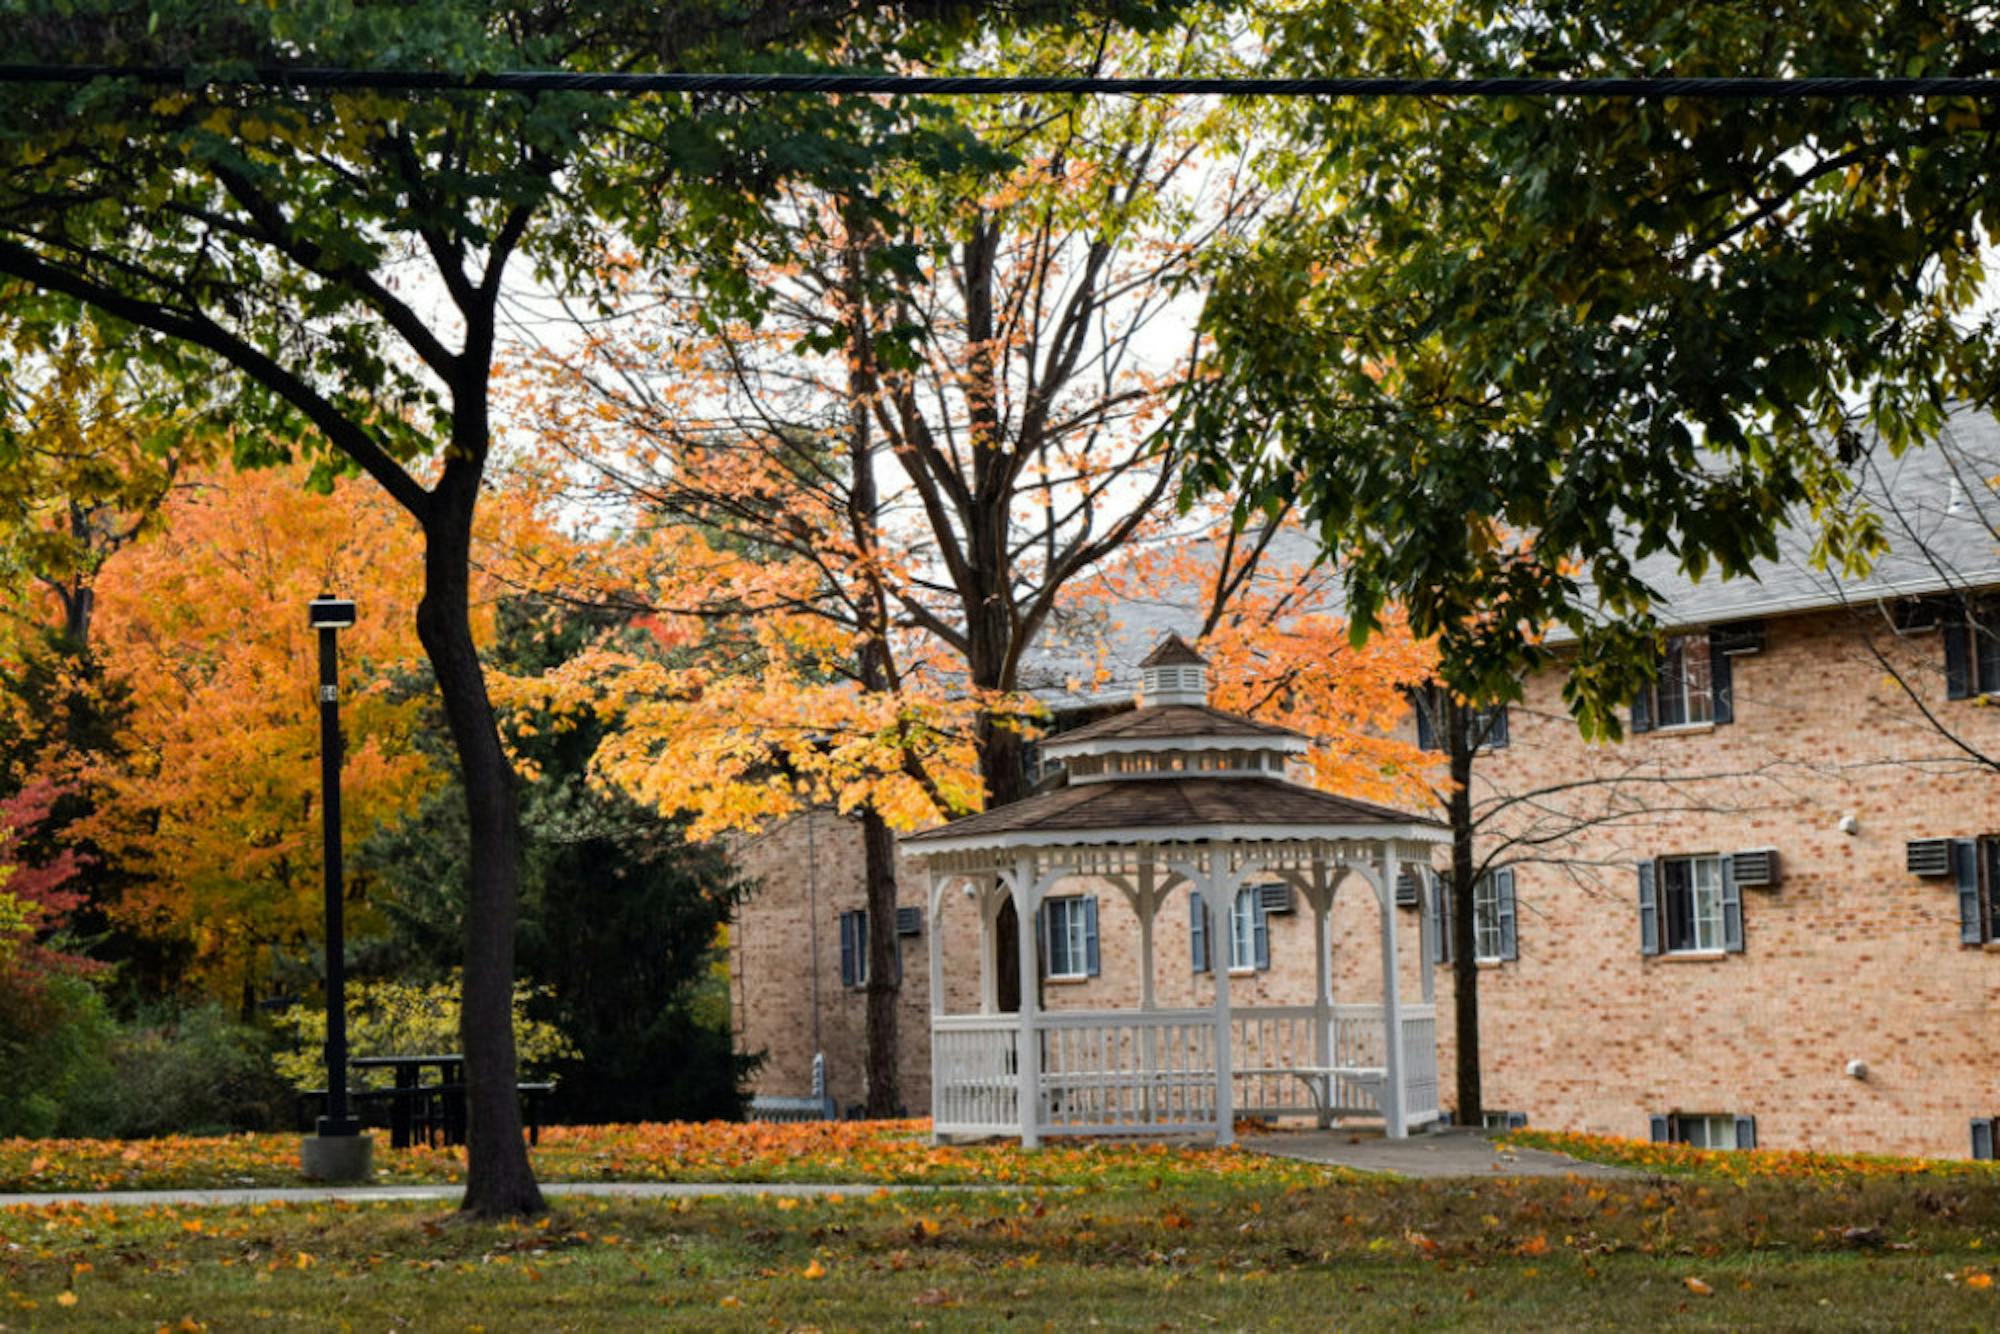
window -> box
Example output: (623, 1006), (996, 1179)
(1639, 854), (1744, 956)
(1632, 627), (1753, 732)
(1190, 888), (1270, 973)
(1472, 874), (1504, 962)
(1663, 855), (1724, 953)
(1658, 634), (1714, 727)
(1481, 1110), (1528, 1131)
(1949, 837), (2000, 945)
(1943, 599), (2000, 699)
(1412, 686), (1509, 752)
(839, 910), (901, 988)
(1652, 1113), (1756, 1151)
(838, 910), (867, 988)
(1229, 886), (1269, 972)
(1430, 867), (1517, 964)
(1042, 895), (1099, 979)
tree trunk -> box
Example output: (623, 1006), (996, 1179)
(417, 456), (543, 1218)
(1446, 699), (1483, 1127)
(977, 715), (1030, 808)
(839, 228), (905, 1119)
(860, 806), (902, 1117)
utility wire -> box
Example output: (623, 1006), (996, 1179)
(0, 66), (1996, 99)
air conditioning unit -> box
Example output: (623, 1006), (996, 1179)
(1258, 882), (1296, 914)
(1394, 868), (1422, 909)
(1730, 848), (1780, 888)
(895, 906), (923, 936)
(1907, 838), (1954, 879)
(1711, 621), (1766, 656)
(1894, 599), (1946, 634)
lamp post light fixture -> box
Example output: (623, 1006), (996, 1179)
(300, 594), (371, 1182)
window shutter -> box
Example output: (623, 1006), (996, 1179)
(1708, 631), (1735, 725)
(1954, 838), (1983, 945)
(1414, 689), (1438, 751)
(1190, 891), (1209, 973)
(1946, 618), (1973, 698)
(1734, 1115), (1757, 1150)
(1973, 1119), (1996, 1162)
(1638, 862), (1660, 957)
(1084, 896), (1100, 978)
(839, 913), (859, 988)
(1631, 684), (1654, 733)
(1497, 867), (1518, 961)
(1253, 893), (1271, 971)
(1037, 902), (1052, 978)
(1649, 1114), (1670, 1143)
(1720, 856), (1745, 953)
(1432, 873), (1453, 965)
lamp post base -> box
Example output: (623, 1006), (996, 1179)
(300, 1131), (374, 1183)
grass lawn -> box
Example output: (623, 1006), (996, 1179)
(5, 1127), (2000, 1328)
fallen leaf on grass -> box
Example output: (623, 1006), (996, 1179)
(911, 1288), (959, 1308)
(1684, 1277), (1713, 1296)
(803, 1259), (826, 1280)
(1968, 1274), (1994, 1291)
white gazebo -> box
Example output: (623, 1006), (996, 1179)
(908, 636), (1450, 1147)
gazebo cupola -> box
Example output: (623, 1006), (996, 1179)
(1043, 634), (1309, 786)
(1138, 632), (1209, 706)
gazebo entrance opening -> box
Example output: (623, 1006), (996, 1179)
(905, 636), (1448, 1147)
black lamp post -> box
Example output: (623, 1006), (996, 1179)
(308, 594), (360, 1142)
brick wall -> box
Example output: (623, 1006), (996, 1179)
(730, 605), (2000, 1157)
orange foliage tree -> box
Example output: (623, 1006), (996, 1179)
(81, 464), (441, 1010)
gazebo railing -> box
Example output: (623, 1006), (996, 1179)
(1399, 1006), (1441, 1128)
(931, 1014), (1020, 1136)
(934, 1002), (1442, 1139)
(1039, 1009), (1218, 1135)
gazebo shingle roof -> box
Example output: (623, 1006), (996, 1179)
(1042, 703), (1302, 747)
(903, 777), (1441, 844)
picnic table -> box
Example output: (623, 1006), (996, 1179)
(297, 1056), (556, 1148)
(351, 1053), (465, 1149)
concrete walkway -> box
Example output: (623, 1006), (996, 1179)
(1246, 1127), (1637, 1180)
(0, 1180), (983, 1210)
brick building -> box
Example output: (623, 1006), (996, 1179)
(732, 413), (2000, 1157)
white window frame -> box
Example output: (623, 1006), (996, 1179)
(1660, 853), (1725, 954)
(1672, 1114), (1741, 1150)
(1473, 876), (1504, 962)
(1658, 633), (1715, 727)
(840, 909), (868, 988)
(1229, 886), (1259, 972)
(1044, 896), (1090, 980)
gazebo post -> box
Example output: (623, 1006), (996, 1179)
(1136, 863), (1159, 1124)
(1311, 859), (1335, 1128)
(928, 872), (947, 1023)
(978, 880), (999, 1015)
(1208, 858), (1236, 1147)
(1011, 857), (1043, 1147)
(1377, 845), (1407, 1139)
